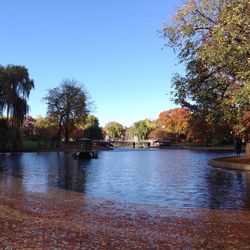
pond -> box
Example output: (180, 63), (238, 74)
(0, 149), (250, 210)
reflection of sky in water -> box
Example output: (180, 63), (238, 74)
(0, 149), (250, 210)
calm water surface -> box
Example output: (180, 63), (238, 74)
(0, 149), (250, 210)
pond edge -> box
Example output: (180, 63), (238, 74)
(208, 157), (250, 171)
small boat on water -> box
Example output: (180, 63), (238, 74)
(72, 151), (98, 159)
(73, 137), (98, 159)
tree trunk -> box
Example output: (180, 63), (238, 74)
(65, 128), (69, 144)
(64, 119), (69, 145)
(56, 126), (62, 148)
(246, 142), (250, 157)
(56, 118), (63, 148)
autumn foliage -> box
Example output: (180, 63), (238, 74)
(148, 128), (176, 141)
(157, 108), (191, 135)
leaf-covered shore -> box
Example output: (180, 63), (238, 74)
(1, 185), (250, 249)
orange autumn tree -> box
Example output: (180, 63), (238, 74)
(157, 108), (191, 136)
(148, 128), (176, 141)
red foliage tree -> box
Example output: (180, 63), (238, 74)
(157, 108), (191, 135)
(148, 128), (176, 141)
(186, 117), (211, 144)
(22, 116), (35, 139)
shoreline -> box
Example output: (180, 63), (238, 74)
(0, 145), (239, 154)
(1, 150), (250, 248)
(159, 146), (238, 152)
(1, 186), (250, 249)
(209, 156), (250, 171)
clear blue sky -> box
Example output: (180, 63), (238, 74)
(1, 0), (184, 127)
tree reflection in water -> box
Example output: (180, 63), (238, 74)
(0, 150), (250, 210)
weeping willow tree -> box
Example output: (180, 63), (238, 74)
(104, 121), (125, 140)
(131, 119), (157, 140)
(0, 65), (34, 151)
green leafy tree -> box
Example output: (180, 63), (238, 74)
(104, 122), (125, 139)
(74, 115), (102, 140)
(164, 0), (249, 81)
(44, 79), (89, 146)
(0, 65), (34, 151)
(131, 119), (157, 140)
(163, 0), (250, 141)
(81, 115), (103, 140)
(34, 116), (58, 147)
